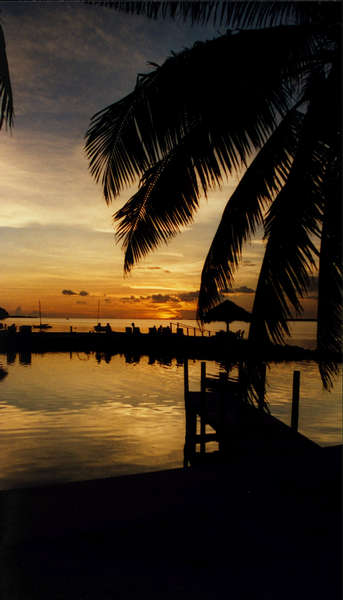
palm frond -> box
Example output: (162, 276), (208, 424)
(86, 90), (152, 203)
(248, 74), (333, 346)
(87, 2), (340, 29)
(114, 114), (231, 272)
(317, 173), (342, 386)
(222, 1), (341, 29)
(316, 65), (342, 386)
(86, 24), (319, 203)
(114, 148), (200, 273)
(0, 25), (13, 130)
(86, 0), (223, 25)
(197, 108), (303, 323)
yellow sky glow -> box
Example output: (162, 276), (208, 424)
(0, 5), (319, 321)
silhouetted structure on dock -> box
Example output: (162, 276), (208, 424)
(0, 328), (337, 363)
(183, 360), (320, 467)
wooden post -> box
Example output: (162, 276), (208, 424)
(184, 359), (196, 466)
(200, 362), (206, 455)
(193, 327), (196, 336)
(184, 358), (189, 397)
(291, 370), (300, 431)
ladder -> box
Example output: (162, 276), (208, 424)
(183, 360), (241, 466)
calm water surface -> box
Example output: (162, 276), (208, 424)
(0, 319), (341, 490)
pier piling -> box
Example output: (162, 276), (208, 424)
(291, 370), (300, 431)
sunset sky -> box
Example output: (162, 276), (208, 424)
(1, 2), (317, 320)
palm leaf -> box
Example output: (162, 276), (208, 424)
(115, 96), (296, 274)
(197, 108), (303, 323)
(248, 73), (333, 346)
(86, 89), (152, 203)
(115, 113), (237, 272)
(0, 24), (13, 130)
(221, 1), (341, 28)
(87, 2), (340, 29)
(114, 144), (202, 273)
(315, 65), (342, 386)
(86, 24), (319, 203)
(317, 163), (342, 387)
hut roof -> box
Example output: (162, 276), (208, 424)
(203, 299), (251, 324)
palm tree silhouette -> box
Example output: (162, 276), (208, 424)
(85, 2), (341, 386)
(0, 21), (13, 130)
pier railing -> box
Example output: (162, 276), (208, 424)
(169, 321), (215, 337)
(183, 361), (314, 466)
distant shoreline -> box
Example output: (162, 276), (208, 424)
(5, 316), (318, 322)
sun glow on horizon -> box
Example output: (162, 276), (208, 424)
(0, 5), (320, 323)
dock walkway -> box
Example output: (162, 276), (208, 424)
(183, 360), (321, 467)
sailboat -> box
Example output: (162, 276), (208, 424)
(33, 301), (52, 329)
(94, 299), (107, 332)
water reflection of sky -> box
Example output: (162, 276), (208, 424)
(0, 352), (341, 490)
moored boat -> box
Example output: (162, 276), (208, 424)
(32, 301), (52, 329)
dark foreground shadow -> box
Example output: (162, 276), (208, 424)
(0, 447), (341, 600)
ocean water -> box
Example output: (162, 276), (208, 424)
(0, 319), (341, 490)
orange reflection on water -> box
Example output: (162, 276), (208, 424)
(0, 353), (188, 489)
(0, 352), (341, 490)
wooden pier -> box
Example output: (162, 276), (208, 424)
(183, 360), (320, 467)
(0, 328), (336, 363)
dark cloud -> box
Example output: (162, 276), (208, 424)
(76, 300), (87, 304)
(151, 294), (180, 303)
(103, 298), (112, 303)
(120, 290), (199, 305)
(178, 291), (198, 302)
(120, 295), (141, 303)
(62, 289), (89, 296)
